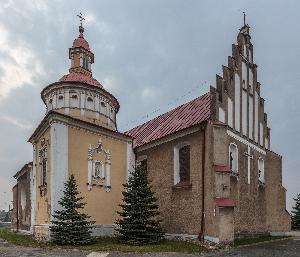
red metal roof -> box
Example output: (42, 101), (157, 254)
(72, 33), (90, 50)
(213, 164), (231, 173)
(60, 71), (103, 88)
(215, 197), (235, 207)
(126, 92), (211, 148)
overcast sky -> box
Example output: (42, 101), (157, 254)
(0, 0), (299, 212)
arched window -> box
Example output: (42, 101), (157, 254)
(57, 95), (64, 108)
(48, 99), (53, 110)
(174, 143), (191, 185)
(258, 157), (264, 183)
(229, 143), (238, 175)
(86, 97), (94, 110)
(100, 102), (106, 114)
(70, 94), (79, 108)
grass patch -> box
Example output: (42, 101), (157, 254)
(78, 237), (207, 253)
(0, 229), (52, 248)
(0, 229), (206, 253)
(234, 234), (289, 247)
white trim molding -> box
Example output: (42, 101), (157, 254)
(126, 142), (135, 179)
(30, 144), (37, 232)
(50, 123), (68, 217)
(173, 141), (190, 185)
(227, 130), (266, 155)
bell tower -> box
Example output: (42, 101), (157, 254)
(69, 13), (94, 75)
(41, 14), (120, 131)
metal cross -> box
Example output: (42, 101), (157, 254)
(243, 11), (246, 26)
(244, 146), (253, 184)
(77, 12), (85, 27)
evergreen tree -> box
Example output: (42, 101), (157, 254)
(116, 163), (164, 245)
(50, 174), (95, 245)
(3, 211), (10, 222)
(292, 193), (300, 230)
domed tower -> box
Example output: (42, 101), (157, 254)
(41, 23), (119, 131)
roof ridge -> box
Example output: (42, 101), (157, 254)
(125, 91), (210, 134)
(125, 91), (211, 148)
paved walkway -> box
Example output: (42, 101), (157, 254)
(0, 237), (300, 257)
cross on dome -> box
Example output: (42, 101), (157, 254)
(77, 12), (85, 34)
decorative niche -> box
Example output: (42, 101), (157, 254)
(87, 139), (111, 192)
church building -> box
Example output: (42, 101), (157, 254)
(12, 20), (291, 243)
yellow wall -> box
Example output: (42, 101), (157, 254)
(34, 128), (51, 226)
(68, 126), (128, 224)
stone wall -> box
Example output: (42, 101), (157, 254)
(265, 150), (291, 232)
(12, 168), (31, 231)
(137, 129), (206, 235)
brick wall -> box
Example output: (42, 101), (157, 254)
(137, 129), (206, 235)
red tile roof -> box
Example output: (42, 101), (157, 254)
(213, 164), (231, 173)
(73, 33), (90, 50)
(126, 92), (211, 148)
(60, 71), (103, 88)
(215, 197), (235, 207)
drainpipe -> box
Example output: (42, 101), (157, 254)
(199, 122), (207, 241)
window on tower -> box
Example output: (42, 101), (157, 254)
(82, 55), (89, 70)
(86, 96), (94, 110)
(57, 95), (64, 108)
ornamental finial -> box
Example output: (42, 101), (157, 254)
(77, 12), (85, 34)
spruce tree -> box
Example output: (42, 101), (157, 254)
(50, 174), (95, 245)
(292, 193), (300, 230)
(3, 211), (10, 222)
(116, 163), (164, 245)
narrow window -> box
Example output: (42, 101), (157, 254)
(179, 145), (190, 182)
(86, 97), (94, 110)
(57, 95), (64, 108)
(235, 73), (241, 131)
(70, 94), (79, 108)
(242, 62), (247, 89)
(258, 158), (264, 183)
(227, 98), (233, 128)
(39, 147), (47, 186)
(48, 99), (53, 110)
(229, 143), (238, 175)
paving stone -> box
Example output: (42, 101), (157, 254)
(0, 238), (299, 257)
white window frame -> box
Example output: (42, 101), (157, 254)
(173, 142), (190, 185)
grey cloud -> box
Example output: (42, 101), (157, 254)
(0, 0), (299, 211)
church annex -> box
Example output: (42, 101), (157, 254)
(12, 20), (291, 243)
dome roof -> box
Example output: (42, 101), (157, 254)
(72, 33), (90, 51)
(59, 71), (103, 88)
